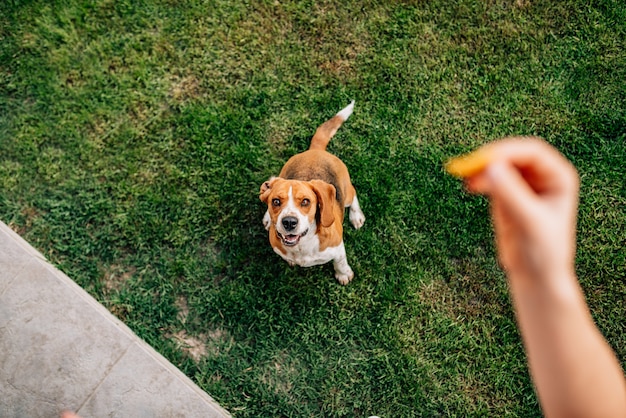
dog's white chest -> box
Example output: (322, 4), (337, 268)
(274, 234), (344, 267)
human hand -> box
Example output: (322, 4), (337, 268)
(448, 138), (626, 418)
(459, 137), (580, 288)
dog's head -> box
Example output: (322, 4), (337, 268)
(260, 177), (336, 247)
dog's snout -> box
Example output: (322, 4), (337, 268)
(282, 216), (298, 231)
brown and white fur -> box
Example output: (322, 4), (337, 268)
(259, 101), (365, 285)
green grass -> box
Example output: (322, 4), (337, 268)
(1, 0), (625, 416)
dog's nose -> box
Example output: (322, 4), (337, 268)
(282, 216), (298, 231)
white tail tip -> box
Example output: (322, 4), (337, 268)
(336, 100), (355, 121)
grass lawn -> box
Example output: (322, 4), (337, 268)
(1, 0), (625, 416)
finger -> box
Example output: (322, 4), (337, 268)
(464, 170), (491, 194)
(458, 137), (578, 197)
(485, 161), (542, 225)
(489, 137), (579, 196)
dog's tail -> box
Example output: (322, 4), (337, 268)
(309, 100), (355, 151)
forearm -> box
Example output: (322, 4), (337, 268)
(509, 273), (626, 418)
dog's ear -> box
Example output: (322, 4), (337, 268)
(309, 180), (336, 228)
(260, 177), (278, 203)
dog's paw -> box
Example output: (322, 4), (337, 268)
(335, 268), (354, 285)
(349, 208), (365, 230)
(262, 210), (271, 231)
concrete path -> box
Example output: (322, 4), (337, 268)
(0, 222), (231, 418)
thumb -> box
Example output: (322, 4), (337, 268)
(485, 161), (541, 224)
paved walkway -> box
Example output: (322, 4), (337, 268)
(0, 222), (230, 418)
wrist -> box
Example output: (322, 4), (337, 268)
(507, 268), (584, 308)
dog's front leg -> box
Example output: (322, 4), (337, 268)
(332, 243), (354, 285)
(348, 195), (365, 230)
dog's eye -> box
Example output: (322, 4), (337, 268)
(301, 198), (310, 207)
(272, 198), (281, 207)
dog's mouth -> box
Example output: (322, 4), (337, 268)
(277, 229), (309, 246)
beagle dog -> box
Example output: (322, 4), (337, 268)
(259, 101), (365, 285)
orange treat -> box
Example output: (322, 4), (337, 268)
(444, 147), (494, 178)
